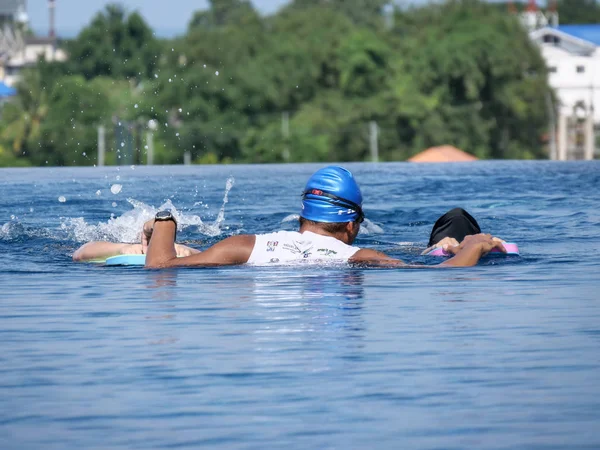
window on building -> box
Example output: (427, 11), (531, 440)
(542, 34), (560, 44)
(549, 66), (557, 73)
(577, 65), (585, 73)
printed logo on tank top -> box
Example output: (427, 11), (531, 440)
(266, 241), (278, 252)
(316, 248), (338, 257)
(282, 240), (313, 259)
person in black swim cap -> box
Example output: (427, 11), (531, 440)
(74, 166), (505, 267)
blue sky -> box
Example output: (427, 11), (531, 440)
(28, 0), (291, 37)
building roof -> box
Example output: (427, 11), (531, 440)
(408, 145), (478, 163)
(0, 81), (16, 97)
(0, 0), (25, 17)
(555, 25), (600, 46)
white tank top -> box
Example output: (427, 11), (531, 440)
(247, 230), (360, 265)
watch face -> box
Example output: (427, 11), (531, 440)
(155, 211), (174, 221)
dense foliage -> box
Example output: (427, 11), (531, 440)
(0, 0), (554, 166)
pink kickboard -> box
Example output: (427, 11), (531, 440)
(426, 242), (519, 257)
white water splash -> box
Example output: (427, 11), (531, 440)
(111, 184), (122, 195)
(361, 218), (384, 235)
(202, 177), (235, 237)
(60, 177), (237, 242)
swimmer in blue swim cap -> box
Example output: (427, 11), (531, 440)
(74, 166), (505, 267)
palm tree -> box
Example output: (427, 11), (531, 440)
(1, 68), (49, 156)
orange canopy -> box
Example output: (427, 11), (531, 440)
(408, 145), (478, 163)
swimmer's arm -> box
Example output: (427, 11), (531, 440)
(351, 234), (505, 268)
(421, 237), (459, 255)
(421, 236), (505, 255)
(438, 234), (506, 267)
(145, 220), (254, 268)
(72, 242), (199, 262)
(349, 249), (408, 266)
(73, 242), (141, 262)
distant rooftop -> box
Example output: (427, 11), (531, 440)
(408, 145), (478, 163)
(0, 0), (26, 17)
(555, 25), (600, 46)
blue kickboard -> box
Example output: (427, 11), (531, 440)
(105, 254), (146, 266)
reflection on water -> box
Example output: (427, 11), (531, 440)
(248, 269), (366, 373)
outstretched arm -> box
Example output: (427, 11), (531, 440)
(73, 241), (199, 262)
(350, 234), (505, 268)
(144, 219), (254, 268)
(73, 242), (142, 262)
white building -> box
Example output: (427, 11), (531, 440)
(531, 25), (600, 122)
(1, 36), (67, 86)
(526, 6), (599, 160)
(0, 0), (66, 87)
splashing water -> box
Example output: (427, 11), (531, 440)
(58, 177), (237, 243)
(202, 177), (235, 237)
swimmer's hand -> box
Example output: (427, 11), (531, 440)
(174, 244), (200, 257)
(439, 234), (506, 267)
(444, 234), (507, 256)
(141, 218), (155, 254)
(141, 219), (200, 256)
(421, 237), (459, 255)
(423, 236), (505, 255)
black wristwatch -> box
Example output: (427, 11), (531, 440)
(154, 210), (177, 239)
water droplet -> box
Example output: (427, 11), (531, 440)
(215, 71), (219, 76)
(58, 196), (66, 203)
(111, 184), (122, 195)
(178, 108), (182, 113)
(116, 175), (120, 181)
(96, 190), (101, 196)
(112, 202), (117, 207)
(203, 64), (206, 68)
(134, 104), (139, 108)
(120, 142), (125, 148)
(168, 78), (172, 83)
(154, 74), (158, 78)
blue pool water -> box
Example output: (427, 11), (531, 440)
(1, 161), (599, 449)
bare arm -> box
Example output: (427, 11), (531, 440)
(350, 234), (505, 268)
(73, 242), (141, 262)
(73, 241), (200, 262)
(144, 220), (255, 268)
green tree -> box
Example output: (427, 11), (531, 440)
(389, 0), (552, 159)
(0, 68), (49, 158)
(33, 76), (112, 165)
(66, 4), (161, 80)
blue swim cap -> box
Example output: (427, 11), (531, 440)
(301, 166), (364, 223)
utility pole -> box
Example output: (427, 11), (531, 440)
(97, 125), (105, 166)
(369, 120), (379, 162)
(585, 107), (595, 160)
(146, 131), (154, 165)
(546, 93), (557, 160)
(282, 111), (290, 161)
(558, 112), (568, 161)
